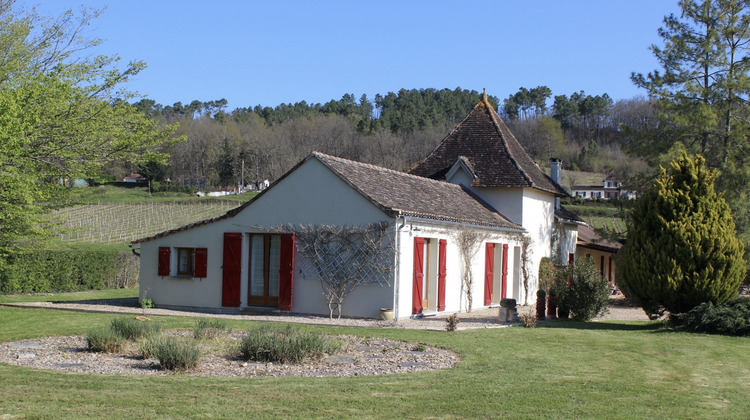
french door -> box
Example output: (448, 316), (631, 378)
(248, 234), (281, 307)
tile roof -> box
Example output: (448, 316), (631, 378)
(313, 152), (522, 230)
(132, 152), (523, 244)
(555, 205), (585, 224)
(576, 224), (623, 253)
(408, 93), (568, 196)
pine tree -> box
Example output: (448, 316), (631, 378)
(618, 153), (745, 317)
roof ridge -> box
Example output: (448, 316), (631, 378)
(485, 105), (534, 187)
(313, 151), (466, 190)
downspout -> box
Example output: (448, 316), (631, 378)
(392, 211), (405, 321)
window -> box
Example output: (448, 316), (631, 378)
(158, 247), (207, 277)
(248, 234), (282, 306)
(177, 248), (195, 276)
(412, 237), (446, 314)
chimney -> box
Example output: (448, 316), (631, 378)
(549, 158), (562, 210)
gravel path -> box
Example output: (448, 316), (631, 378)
(0, 294), (649, 331)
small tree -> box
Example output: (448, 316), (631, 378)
(554, 258), (610, 321)
(618, 153), (745, 318)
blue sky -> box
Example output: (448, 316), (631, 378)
(25, 0), (682, 109)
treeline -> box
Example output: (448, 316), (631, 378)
(501, 86), (655, 178)
(116, 86), (652, 190)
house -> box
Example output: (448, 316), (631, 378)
(123, 173), (147, 183)
(408, 93), (579, 301)
(575, 224), (622, 290)
(132, 92), (579, 319)
(572, 170), (636, 200)
(133, 151), (531, 320)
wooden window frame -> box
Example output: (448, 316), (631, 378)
(248, 234), (280, 307)
(176, 247), (196, 276)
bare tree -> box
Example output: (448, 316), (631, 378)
(284, 223), (394, 319)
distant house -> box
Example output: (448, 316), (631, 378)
(132, 92), (596, 319)
(123, 173), (147, 183)
(575, 224), (622, 289)
(572, 170), (636, 200)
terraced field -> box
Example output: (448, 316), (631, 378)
(54, 201), (244, 244)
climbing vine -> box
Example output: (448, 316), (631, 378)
(452, 230), (489, 312)
(275, 222), (394, 319)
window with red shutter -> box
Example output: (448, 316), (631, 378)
(437, 239), (447, 312)
(222, 233), (243, 307)
(412, 237), (424, 314)
(277, 234), (294, 311)
(158, 247), (171, 276)
(484, 243), (494, 306)
(194, 248), (208, 278)
(501, 244), (509, 300)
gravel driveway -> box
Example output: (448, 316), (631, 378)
(1, 295), (649, 331)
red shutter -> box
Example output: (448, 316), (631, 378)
(501, 244), (509, 299)
(222, 232), (242, 307)
(412, 237), (424, 314)
(484, 243), (494, 306)
(600, 255), (605, 278)
(278, 233), (295, 311)
(194, 248), (208, 278)
(158, 247), (171, 276)
(437, 239), (447, 312)
(568, 253), (575, 265)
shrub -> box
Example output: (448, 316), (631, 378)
(239, 325), (341, 364)
(138, 334), (166, 360)
(519, 307), (537, 328)
(0, 250), (137, 293)
(671, 297), (750, 336)
(538, 257), (556, 292)
(111, 317), (161, 341)
(536, 289), (546, 320)
(555, 258), (609, 321)
(86, 327), (124, 353)
(618, 153), (745, 317)
(445, 313), (459, 332)
(193, 318), (230, 339)
(153, 336), (201, 371)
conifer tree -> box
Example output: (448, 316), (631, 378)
(618, 153), (745, 318)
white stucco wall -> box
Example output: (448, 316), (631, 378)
(557, 222), (579, 266)
(450, 185), (556, 305)
(139, 224), (225, 309)
(392, 219), (523, 320)
(445, 165), (476, 188)
(575, 247), (618, 287)
(139, 157), (396, 317)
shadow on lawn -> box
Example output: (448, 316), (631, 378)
(51, 297), (139, 307)
(537, 319), (663, 332)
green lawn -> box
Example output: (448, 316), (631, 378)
(1, 292), (749, 418)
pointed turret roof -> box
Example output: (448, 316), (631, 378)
(408, 92), (567, 196)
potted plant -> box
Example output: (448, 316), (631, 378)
(536, 289), (546, 320)
(547, 289), (557, 319)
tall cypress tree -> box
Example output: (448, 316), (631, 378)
(618, 153), (745, 317)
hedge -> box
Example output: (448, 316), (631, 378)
(0, 250), (139, 294)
